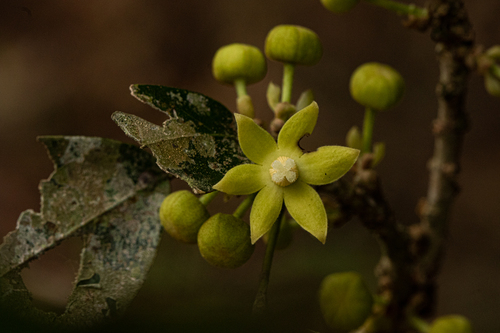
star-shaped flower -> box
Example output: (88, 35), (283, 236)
(213, 102), (359, 244)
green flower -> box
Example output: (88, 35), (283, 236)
(213, 102), (359, 244)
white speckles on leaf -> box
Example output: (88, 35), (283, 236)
(114, 85), (250, 192)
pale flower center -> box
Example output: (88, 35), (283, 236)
(269, 156), (299, 187)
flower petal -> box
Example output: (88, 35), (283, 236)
(235, 113), (277, 165)
(277, 101), (319, 157)
(298, 146), (359, 185)
(284, 180), (327, 244)
(213, 164), (267, 195)
(250, 184), (284, 244)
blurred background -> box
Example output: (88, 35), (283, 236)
(0, 0), (499, 331)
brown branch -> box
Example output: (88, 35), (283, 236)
(320, 2), (476, 331)
(320, 163), (417, 331)
(413, 0), (475, 316)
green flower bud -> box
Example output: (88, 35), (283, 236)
(319, 271), (374, 331)
(274, 102), (297, 121)
(372, 142), (385, 167)
(197, 213), (254, 269)
(296, 89), (315, 112)
(320, 0), (360, 13)
(346, 126), (363, 150)
(350, 62), (405, 111)
(267, 81), (281, 110)
(265, 25), (323, 66)
(159, 190), (210, 243)
(212, 43), (267, 85)
(237, 95), (255, 118)
(429, 315), (473, 333)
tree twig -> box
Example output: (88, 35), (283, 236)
(319, 2), (476, 330)
(414, 0), (475, 316)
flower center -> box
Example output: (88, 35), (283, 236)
(269, 156), (299, 187)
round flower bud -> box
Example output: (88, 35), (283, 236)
(350, 62), (405, 111)
(265, 25), (323, 66)
(159, 190), (210, 243)
(319, 271), (374, 331)
(429, 315), (473, 333)
(274, 102), (297, 120)
(346, 125), (362, 150)
(212, 43), (267, 85)
(320, 0), (360, 13)
(197, 213), (254, 269)
(237, 95), (255, 118)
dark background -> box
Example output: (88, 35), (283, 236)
(0, 1), (499, 332)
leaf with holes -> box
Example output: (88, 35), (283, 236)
(0, 136), (169, 329)
(112, 85), (249, 193)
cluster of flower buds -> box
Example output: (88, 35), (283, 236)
(211, 24), (323, 137)
(159, 191), (254, 269)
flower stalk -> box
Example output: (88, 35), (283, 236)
(408, 315), (431, 333)
(233, 193), (256, 219)
(234, 78), (248, 98)
(199, 190), (219, 206)
(362, 107), (376, 154)
(252, 208), (285, 315)
(364, 0), (428, 18)
(281, 63), (295, 103)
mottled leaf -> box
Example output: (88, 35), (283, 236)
(112, 85), (249, 193)
(0, 136), (169, 329)
(0, 136), (167, 277)
(58, 184), (168, 327)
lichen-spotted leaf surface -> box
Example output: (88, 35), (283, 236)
(112, 85), (249, 193)
(0, 136), (169, 328)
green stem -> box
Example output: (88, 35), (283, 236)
(252, 208), (285, 315)
(233, 193), (256, 219)
(234, 78), (248, 97)
(362, 107), (376, 154)
(408, 315), (430, 333)
(199, 191), (218, 206)
(281, 63), (295, 103)
(364, 0), (428, 18)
